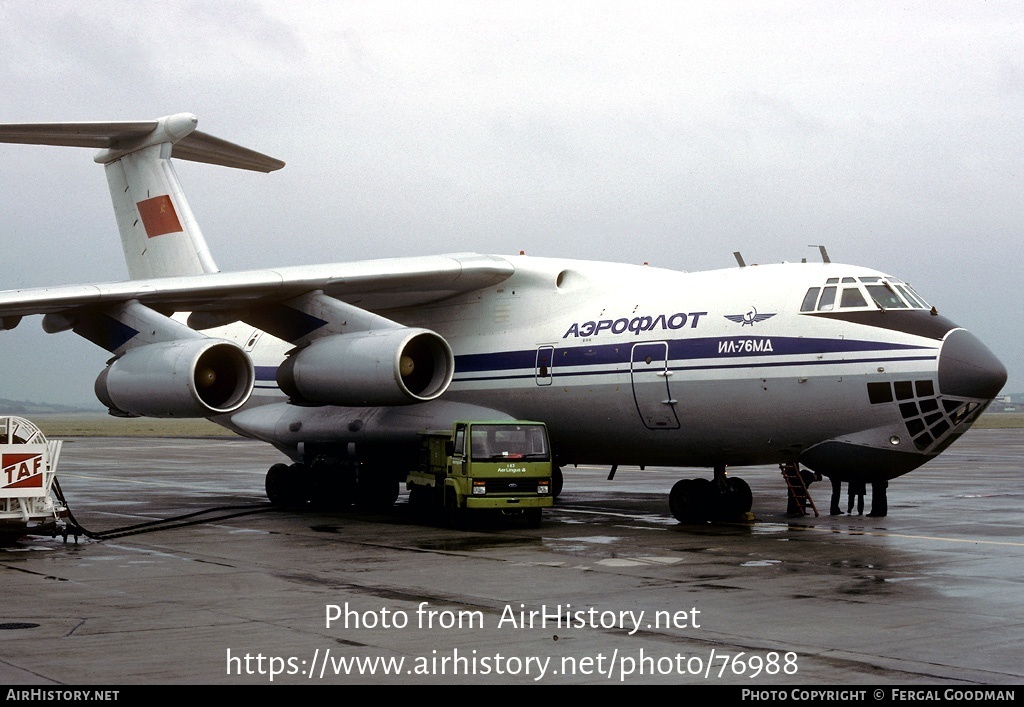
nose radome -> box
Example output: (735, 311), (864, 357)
(938, 329), (1007, 400)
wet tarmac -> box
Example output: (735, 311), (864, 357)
(0, 428), (1021, 685)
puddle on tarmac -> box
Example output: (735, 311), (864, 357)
(413, 536), (540, 552)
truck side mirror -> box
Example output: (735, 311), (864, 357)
(446, 441), (454, 456)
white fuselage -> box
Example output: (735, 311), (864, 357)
(223, 256), (988, 480)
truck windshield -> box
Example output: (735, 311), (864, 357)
(470, 425), (550, 461)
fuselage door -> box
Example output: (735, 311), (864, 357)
(630, 341), (680, 430)
(535, 345), (554, 386)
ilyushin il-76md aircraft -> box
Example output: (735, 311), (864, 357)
(0, 114), (1007, 522)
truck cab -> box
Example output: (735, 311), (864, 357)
(406, 420), (553, 525)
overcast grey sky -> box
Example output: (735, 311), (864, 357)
(0, 0), (1020, 406)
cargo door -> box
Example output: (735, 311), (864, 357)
(630, 341), (680, 429)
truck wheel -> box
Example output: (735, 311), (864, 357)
(408, 484), (430, 521)
(408, 484), (424, 508)
(443, 488), (464, 528)
(524, 508), (542, 528)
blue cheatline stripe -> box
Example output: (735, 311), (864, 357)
(251, 338), (937, 387)
(454, 336), (932, 373)
(452, 355), (938, 383)
(254, 366), (281, 391)
(255, 366), (278, 381)
(669, 336), (924, 359)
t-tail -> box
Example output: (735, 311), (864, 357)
(0, 113), (284, 279)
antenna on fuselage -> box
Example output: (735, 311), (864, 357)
(808, 245), (831, 263)
(733, 251), (746, 267)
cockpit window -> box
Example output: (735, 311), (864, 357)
(817, 286), (837, 311)
(800, 287), (820, 312)
(802, 276), (933, 312)
(840, 287), (867, 308)
(865, 283), (908, 309)
(895, 286), (921, 308)
(896, 284), (929, 309)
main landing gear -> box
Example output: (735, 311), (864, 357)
(265, 461), (399, 511)
(669, 464), (752, 523)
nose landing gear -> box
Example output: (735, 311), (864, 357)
(669, 465), (752, 523)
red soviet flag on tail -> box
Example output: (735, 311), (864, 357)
(136, 195), (183, 238)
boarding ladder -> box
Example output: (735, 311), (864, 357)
(780, 462), (818, 517)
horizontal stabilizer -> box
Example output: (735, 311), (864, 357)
(0, 120), (157, 149)
(0, 114), (284, 173)
(172, 130), (285, 172)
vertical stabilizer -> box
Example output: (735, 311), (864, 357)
(0, 113), (284, 280)
(103, 136), (217, 279)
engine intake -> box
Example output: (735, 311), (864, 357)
(95, 339), (255, 417)
(277, 329), (454, 406)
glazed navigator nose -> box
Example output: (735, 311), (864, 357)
(938, 329), (1007, 400)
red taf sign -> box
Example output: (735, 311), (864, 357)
(137, 195), (183, 238)
(2, 453), (43, 490)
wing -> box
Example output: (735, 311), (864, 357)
(0, 252), (514, 324)
(0, 252), (514, 417)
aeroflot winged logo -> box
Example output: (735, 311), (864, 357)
(2, 453), (43, 489)
(724, 307), (776, 327)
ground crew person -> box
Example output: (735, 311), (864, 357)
(848, 477), (866, 515)
(829, 475), (844, 515)
(868, 479), (888, 517)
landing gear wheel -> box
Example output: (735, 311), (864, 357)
(309, 464), (355, 510)
(669, 479), (690, 521)
(669, 478), (711, 523)
(551, 466), (564, 499)
(724, 477), (753, 516)
(355, 470), (399, 511)
(265, 463), (295, 506)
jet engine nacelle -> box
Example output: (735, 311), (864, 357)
(277, 328), (455, 406)
(95, 339), (255, 417)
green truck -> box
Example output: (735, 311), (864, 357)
(406, 420), (554, 526)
